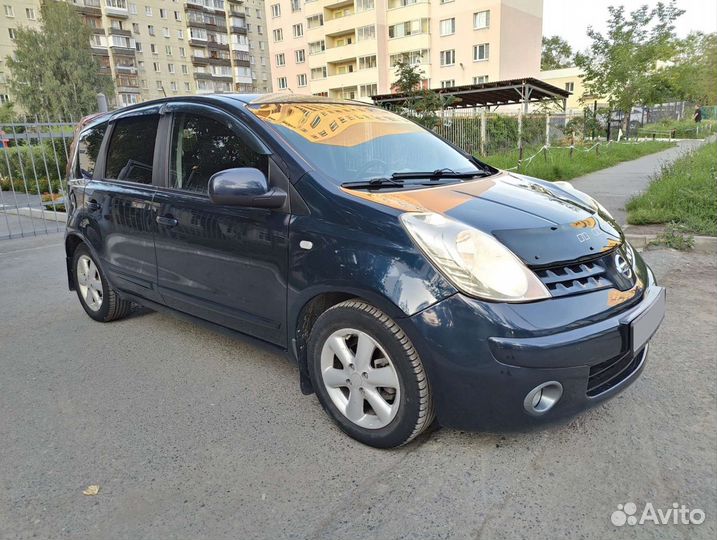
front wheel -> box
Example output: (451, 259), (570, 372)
(308, 299), (434, 448)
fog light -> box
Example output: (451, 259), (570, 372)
(524, 381), (563, 416)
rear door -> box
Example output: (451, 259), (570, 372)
(85, 107), (163, 302)
(152, 103), (290, 345)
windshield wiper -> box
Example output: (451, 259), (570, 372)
(342, 177), (405, 190)
(391, 168), (487, 180)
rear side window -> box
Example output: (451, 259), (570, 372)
(105, 115), (159, 184)
(169, 112), (267, 194)
(75, 123), (107, 179)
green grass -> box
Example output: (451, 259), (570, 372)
(639, 118), (716, 139)
(480, 141), (675, 182)
(627, 141), (717, 236)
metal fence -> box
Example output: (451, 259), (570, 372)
(0, 120), (75, 240)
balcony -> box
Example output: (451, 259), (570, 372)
(105, 4), (129, 19)
(108, 27), (132, 37)
(115, 64), (138, 73)
(207, 41), (230, 51)
(324, 0), (354, 9)
(194, 72), (233, 83)
(207, 57), (232, 66)
(191, 55), (210, 65)
(75, 0), (101, 17)
(229, 26), (247, 34)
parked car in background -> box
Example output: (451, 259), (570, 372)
(64, 95), (665, 448)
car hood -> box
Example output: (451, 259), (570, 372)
(342, 171), (623, 266)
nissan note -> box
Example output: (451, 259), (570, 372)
(65, 94), (666, 448)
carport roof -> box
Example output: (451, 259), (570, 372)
(371, 77), (571, 109)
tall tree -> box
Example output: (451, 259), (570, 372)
(575, 2), (684, 131)
(7, 0), (113, 119)
(665, 32), (717, 106)
(541, 36), (574, 70)
(391, 59), (456, 129)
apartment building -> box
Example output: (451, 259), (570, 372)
(0, 0), (271, 109)
(265, 0), (542, 100)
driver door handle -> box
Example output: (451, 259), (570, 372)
(156, 215), (179, 227)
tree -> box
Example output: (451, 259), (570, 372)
(7, 0), (113, 119)
(541, 36), (574, 70)
(391, 59), (456, 129)
(664, 32), (717, 106)
(575, 2), (685, 132)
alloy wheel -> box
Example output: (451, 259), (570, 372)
(320, 328), (401, 429)
(76, 255), (103, 312)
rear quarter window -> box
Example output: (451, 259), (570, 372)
(74, 123), (107, 179)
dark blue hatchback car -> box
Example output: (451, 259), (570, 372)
(65, 94), (665, 448)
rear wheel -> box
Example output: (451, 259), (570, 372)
(308, 299), (434, 448)
(72, 245), (131, 322)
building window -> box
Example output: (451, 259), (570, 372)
(163, 27), (170, 38)
(159, 8), (167, 19)
(306, 14), (323, 29)
(165, 45), (172, 55)
(440, 49), (455, 66)
(358, 55), (376, 70)
(8, 28), (16, 40)
(153, 62), (161, 72)
(277, 76), (288, 89)
(272, 28), (283, 42)
(179, 46), (186, 57)
(308, 40), (325, 55)
(156, 80), (163, 90)
(474, 10), (490, 29)
(275, 53), (285, 66)
(295, 49), (306, 63)
(357, 25), (376, 41)
(145, 6), (152, 16)
(473, 43), (489, 61)
(473, 75), (488, 84)
(168, 63), (175, 73)
(129, 3), (137, 15)
(388, 19), (429, 39)
(359, 83), (377, 98)
(184, 82), (191, 91)
(25, 7), (35, 19)
(440, 18), (455, 36)
(271, 3), (281, 17)
(170, 81), (177, 92)
(389, 49), (428, 66)
(132, 23), (140, 34)
(181, 64), (188, 74)
(150, 43), (157, 54)
(565, 82), (575, 92)
(135, 41), (142, 52)
(356, 0), (375, 11)
(297, 74), (307, 87)
(291, 0), (302, 12)
(310, 66), (327, 80)
(3, 5), (14, 17)
(441, 80), (455, 88)
(177, 29), (184, 39)
(293, 23), (303, 38)
(174, 11), (181, 21)
(148, 25), (155, 36)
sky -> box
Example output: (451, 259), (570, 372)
(543, 0), (717, 53)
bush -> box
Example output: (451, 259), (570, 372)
(0, 143), (66, 194)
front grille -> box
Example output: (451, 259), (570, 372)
(535, 259), (613, 297)
(534, 248), (636, 298)
(587, 347), (646, 397)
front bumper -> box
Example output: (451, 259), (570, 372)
(406, 273), (666, 431)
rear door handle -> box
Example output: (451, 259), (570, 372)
(156, 215), (179, 227)
(87, 199), (101, 212)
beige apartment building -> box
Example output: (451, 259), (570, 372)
(265, 0), (542, 100)
(0, 0), (272, 109)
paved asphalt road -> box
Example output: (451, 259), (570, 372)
(1, 234), (715, 540)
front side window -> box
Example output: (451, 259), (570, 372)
(168, 113), (266, 194)
(105, 115), (159, 184)
(75, 123), (107, 179)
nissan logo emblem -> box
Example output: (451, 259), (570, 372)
(614, 253), (633, 279)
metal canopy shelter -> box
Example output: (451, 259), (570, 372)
(371, 77), (571, 111)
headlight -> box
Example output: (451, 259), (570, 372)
(553, 181), (613, 219)
(400, 213), (551, 302)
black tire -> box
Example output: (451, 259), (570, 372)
(308, 299), (434, 448)
(72, 244), (132, 322)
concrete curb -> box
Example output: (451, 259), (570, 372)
(625, 233), (717, 254)
(0, 206), (67, 222)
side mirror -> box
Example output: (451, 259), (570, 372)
(208, 168), (286, 209)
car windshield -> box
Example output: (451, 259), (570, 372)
(248, 102), (484, 185)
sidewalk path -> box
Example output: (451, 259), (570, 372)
(569, 139), (707, 226)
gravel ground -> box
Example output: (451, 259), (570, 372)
(0, 234), (715, 540)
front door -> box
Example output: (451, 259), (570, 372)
(152, 104), (289, 346)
